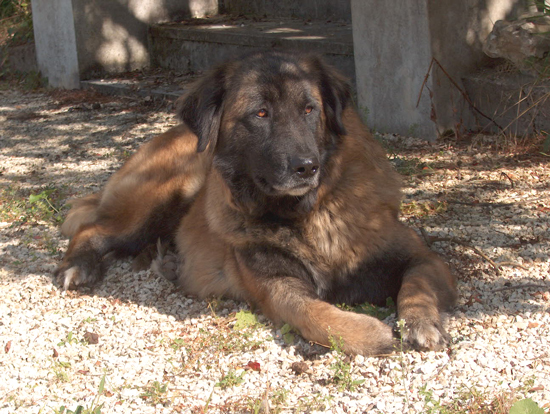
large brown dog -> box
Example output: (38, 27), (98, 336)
(58, 51), (457, 355)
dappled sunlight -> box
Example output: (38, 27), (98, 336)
(202, 24), (236, 30)
(0, 84), (549, 413)
(0, 105), (18, 113)
(265, 27), (304, 34)
(284, 36), (327, 41)
(97, 18), (148, 72)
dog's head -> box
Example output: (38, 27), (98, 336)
(177, 52), (351, 209)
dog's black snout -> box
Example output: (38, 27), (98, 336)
(290, 156), (320, 178)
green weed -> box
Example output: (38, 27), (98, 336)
(328, 333), (364, 392)
(0, 185), (66, 225)
(182, 314), (268, 368)
(28, 189), (63, 222)
(57, 332), (81, 347)
(418, 377), (547, 414)
(52, 374), (106, 414)
(294, 393), (333, 412)
(169, 337), (185, 351)
(81, 317), (98, 325)
(280, 323), (296, 345)
(246, 387), (290, 414)
(509, 398), (545, 414)
(0, 0), (33, 47)
(337, 297), (396, 321)
(401, 200), (448, 218)
(233, 310), (262, 330)
(216, 369), (245, 389)
(140, 381), (169, 406)
(51, 360), (71, 383)
(390, 156), (434, 176)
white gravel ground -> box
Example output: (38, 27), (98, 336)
(0, 87), (549, 413)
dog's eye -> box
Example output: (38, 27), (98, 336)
(256, 109), (268, 118)
(305, 106), (314, 115)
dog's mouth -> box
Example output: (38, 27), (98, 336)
(271, 183), (313, 197)
(255, 175), (320, 197)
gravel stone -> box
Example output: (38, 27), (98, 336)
(1, 88), (549, 413)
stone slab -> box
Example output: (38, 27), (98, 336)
(149, 18), (355, 81)
(220, 0), (351, 22)
(81, 78), (185, 101)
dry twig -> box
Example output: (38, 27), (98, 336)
(446, 200), (513, 208)
(491, 283), (548, 293)
(500, 172), (515, 188)
(417, 57), (505, 132)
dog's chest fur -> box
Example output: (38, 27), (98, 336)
(206, 163), (393, 284)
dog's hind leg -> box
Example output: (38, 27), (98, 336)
(57, 221), (116, 290)
(60, 193), (102, 239)
(57, 192), (189, 290)
(151, 239), (180, 283)
(57, 124), (213, 290)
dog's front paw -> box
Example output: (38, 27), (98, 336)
(56, 254), (104, 290)
(399, 317), (450, 351)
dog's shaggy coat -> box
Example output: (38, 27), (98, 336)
(58, 52), (457, 355)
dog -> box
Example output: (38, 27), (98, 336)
(57, 51), (457, 355)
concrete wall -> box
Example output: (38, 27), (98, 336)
(31, 0), (217, 87)
(352, 0), (527, 140)
(220, 0), (351, 21)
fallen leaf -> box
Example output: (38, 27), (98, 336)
(465, 294), (482, 306)
(53, 348), (59, 358)
(84, 332), (99, 345)
(246, 361), (261, 372)
(528, 385), (544, 392)
(5, 341), (12, 354)
(291, 361), (309, 375)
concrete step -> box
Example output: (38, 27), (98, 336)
(80, 70), (197, 101)
(148, 17), (355, 82)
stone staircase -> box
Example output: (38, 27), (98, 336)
(82, 16), (354, 101)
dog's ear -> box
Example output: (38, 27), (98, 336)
(176, 65), (227, 152)
(306, 56), (351, 136)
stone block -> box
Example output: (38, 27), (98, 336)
(483, 15), (550, 76)
(351, 0), (528, 140)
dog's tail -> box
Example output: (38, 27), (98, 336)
(60, 193), (102, 238)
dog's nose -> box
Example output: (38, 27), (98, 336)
(290, 156), (320, 179)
